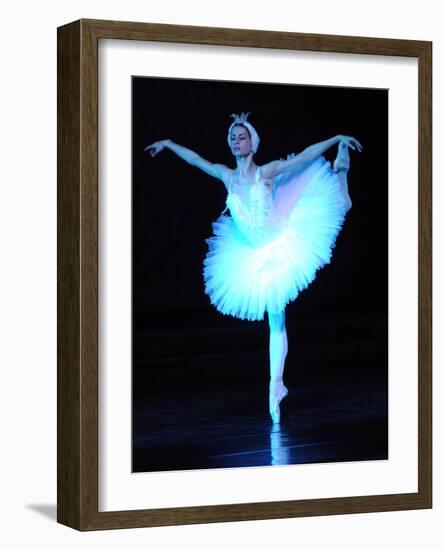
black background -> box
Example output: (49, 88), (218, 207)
(133, 77), (388, 323)
(132, 76), (388, 472)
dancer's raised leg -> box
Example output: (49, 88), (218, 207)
(268, 309), (289, 424)
(333, 141), (352, 213)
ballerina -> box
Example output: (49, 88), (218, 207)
(145, 112), (362, 424)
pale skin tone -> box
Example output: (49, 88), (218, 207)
(145, 126), (362, 188)
(145, 125), (363, 423)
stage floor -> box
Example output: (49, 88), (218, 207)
(133, 363), (388, 472)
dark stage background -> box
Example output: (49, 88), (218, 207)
(132, 76), (388, 473)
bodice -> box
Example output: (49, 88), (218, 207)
(223, 166), (287, 246)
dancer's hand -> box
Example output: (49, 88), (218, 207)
(337, 135), (363, 152)
(144, 139), (170, 157)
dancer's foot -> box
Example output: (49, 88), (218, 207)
(269, 380), (289, 424)
(333, 141), (350, 174)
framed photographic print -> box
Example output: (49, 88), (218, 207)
(57, 18), (432, 530)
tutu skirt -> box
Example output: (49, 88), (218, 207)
(203, 156), (348, 321)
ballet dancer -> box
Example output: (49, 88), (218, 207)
(145, 112), (362, 423)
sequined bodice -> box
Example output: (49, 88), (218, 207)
(224, 166), (287, 246)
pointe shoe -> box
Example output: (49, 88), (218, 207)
(333, 141), (350, 174)
(269, 381), (289, 424)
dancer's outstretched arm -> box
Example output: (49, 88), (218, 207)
(145, 139), (230, 183)
(262, 135), (362, 179)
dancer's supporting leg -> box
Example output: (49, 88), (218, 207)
(333, 141), (352, 213)
(268, 309), (289, 424)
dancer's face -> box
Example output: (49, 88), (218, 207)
(229, 125), (252, 156)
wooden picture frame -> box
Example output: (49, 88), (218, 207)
(57, 18), (432, 530)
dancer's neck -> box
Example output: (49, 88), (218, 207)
(235, 154), (257, 179)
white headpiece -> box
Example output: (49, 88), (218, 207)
(227, 112), (260, 154)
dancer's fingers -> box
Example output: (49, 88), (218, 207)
(355, 138), (363, 151)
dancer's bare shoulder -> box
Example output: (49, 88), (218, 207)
(259, 161), (280, 180)
(194, 157), (232, 189)
(215, 165), (235, 191)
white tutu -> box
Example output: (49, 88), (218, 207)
(203, 155), (348, 321)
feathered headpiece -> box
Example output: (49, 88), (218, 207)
(227, 112), (260, 154)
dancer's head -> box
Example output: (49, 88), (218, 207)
(227, 112), (260, 156)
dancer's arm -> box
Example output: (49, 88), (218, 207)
(262, 135), (362, 179)
(145, 139), (230, 182)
